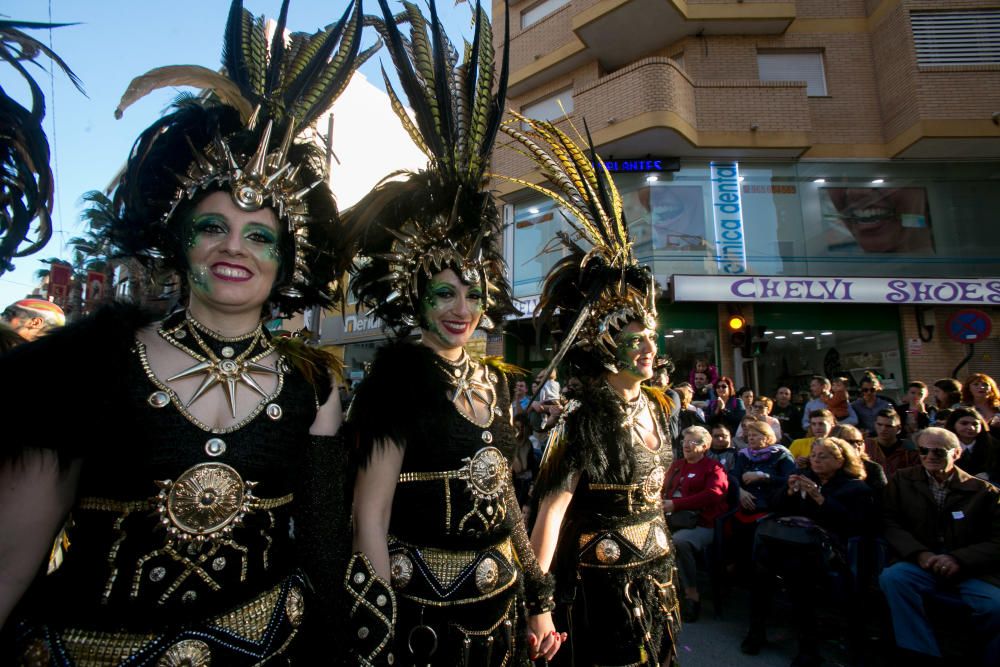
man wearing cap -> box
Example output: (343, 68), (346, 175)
(879, 426), (1000, 664)
(1, 299), (65, 342)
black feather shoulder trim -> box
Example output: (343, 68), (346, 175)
(345, 339), (452, 466)
(534, 382), (637, 500)
(0, 302), (158, 467)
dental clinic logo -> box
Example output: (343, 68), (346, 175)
(710, 162), (747, 275)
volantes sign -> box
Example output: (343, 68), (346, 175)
(672, 275), (1000, 306)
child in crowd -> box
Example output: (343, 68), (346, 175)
(688, 356), (719, 388)
(824, 376), (851, 420)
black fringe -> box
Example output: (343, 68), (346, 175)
(345, 339), (453, 466)
(0, 302), (157, 467)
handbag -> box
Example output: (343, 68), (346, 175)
(755, 515), (843, 566)
(667, 510), (700, 532)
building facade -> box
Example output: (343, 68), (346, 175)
(492, 0), (1000, 397)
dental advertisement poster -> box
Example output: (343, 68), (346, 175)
(820, 187), (935, 254)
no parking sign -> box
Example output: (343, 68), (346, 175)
(946, 309), (993, 344)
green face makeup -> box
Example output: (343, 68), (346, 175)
(419, 276), (483, 348)
(614, 329), (655, 377)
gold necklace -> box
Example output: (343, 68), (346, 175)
(434, 351), (497, 428)
(159, 316), (278, 418)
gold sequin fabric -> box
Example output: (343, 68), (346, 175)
(387, 537), (517, 606)
(15, 576), (305, 666)
(577, 516), (672, 569)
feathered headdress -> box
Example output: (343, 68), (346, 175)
(106, 0), (378, 314)
(0, 20), (84, 275)
(345, 0), (512, 331)
(497, 111), (657, 376)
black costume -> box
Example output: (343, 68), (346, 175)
(347, 342), (550, 666)
(1, 307), (346, 664)
(1, 1), (372, 662)
(535, 384), (680, 666)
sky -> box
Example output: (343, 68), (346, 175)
(0, 0), (477, 307)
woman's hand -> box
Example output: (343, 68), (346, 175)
(741, 471), (764, 486)
(663, 499), (675, 513)
(790, 474), (824, 504)
(738, 488), (756, 511)
(527, 613), (566, 661)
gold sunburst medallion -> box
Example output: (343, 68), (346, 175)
(156, 463), (256, 542)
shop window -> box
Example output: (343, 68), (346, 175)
(521, 88), (574, 127)
(757, 51), (827, 96)
(510, 198), (572, 298)
(521, 0), (570, 29)
(911, 10), (1000, 66)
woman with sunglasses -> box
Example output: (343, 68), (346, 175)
(710, 376), (745, 435)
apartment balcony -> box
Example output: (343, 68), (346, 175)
(494, 58), (811, 191)
(505, 0), (795, 97)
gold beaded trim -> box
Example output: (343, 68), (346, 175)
(578, 516), (671, 570)
(77, 493), (292, 513)
(390, 538), (516, 607)
(58, 628), (158, 666)
(133, 340), (285, 435)
(208, 582), (283, 643)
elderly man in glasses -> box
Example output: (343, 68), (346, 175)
(879, 426), (1000, 664)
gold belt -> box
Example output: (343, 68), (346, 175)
(78, 493), (293, 514)
(388, 537), (517, 607)
(578, 515), (671, 569)
(21, 580), (304, 666)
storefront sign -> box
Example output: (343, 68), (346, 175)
(709, 162), (748, 275)
(511, 295), (540, 319)
(672, 275), (1000, 306)
(321, 312), (386, 345)
(595, 157), (680, 173)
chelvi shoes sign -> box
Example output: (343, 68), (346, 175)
(672, 275), (1000, 306)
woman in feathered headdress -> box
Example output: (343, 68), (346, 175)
(341, 1), (563, 664)
(0, 2), (373, 663)
(497, 113), (681, 666)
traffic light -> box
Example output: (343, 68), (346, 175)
(745, 325), (769, 357)
(728, 315), (747, 350)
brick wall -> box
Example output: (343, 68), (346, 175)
(899, 306), (1000, 383)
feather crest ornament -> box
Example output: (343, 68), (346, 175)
(496, 112), (658, 377)
(345, 0), (513, 333)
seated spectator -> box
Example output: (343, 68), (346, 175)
(830, 423), (887, 502)
(851, 374), (893, 436)
(865, 408), (919, 478)
(737, 397), (782, 445)
(673, 382), (706, 433)
(789, 409), (835, 467)
(710, 376), (745, 434)
(738, 386), (755, 413)
(963, 373), (1000, 436)
(705, 421), (739, 475)
(663, 426), (729, 622)
(945, 407), (1000, 483)
(897, 380), (931, 437)
(879, 427), (1000, 664)
(734, 414), (763, 449)
(734, 421), (795, 513)
(691, 370), (715, 405)
(742, 437), (874, 665)
(688, 355), (719, 388)
(771, 386), (804, 443)
(930, 378), (963, 423)
(824, 376), (851, 421)
(802, 375), (859, 428)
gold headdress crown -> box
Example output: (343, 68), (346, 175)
(169, 114), (319, 297)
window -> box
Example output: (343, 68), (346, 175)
(911, 10), (1000, 66)
(521, 88), (574, 126)
(521, 0), (570, 29)
(757, 51), (827, 96)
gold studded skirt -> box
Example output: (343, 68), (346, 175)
(387, 537), (516, 607)
(14, 574), (307, 667)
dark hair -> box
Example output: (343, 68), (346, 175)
(811, 375), (830, 387)
(875, 408), (900, 425)
(737, 386), (753, 396)
(908, 381), (928, 391)
(944, 407), (989, 446)
(933, 378), (962, 407)
(808, 408), (834, 422)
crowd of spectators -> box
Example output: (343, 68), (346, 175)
(662, 365), (1000, 666)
